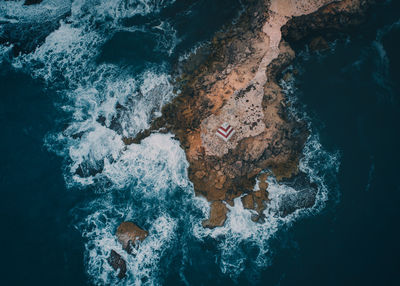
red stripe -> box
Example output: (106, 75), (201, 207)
(217, 126), (232, 136)
(219, 125), (231, 132)
(217, 127), (231, 136)
(217, 128), (234, 138)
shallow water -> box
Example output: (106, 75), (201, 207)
(0, 0), (399, 285)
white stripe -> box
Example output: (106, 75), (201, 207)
(217, 126), (233, 136)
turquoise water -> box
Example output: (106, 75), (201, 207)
(0, 0), (399, 285)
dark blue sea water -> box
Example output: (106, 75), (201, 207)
(0, 0), (399, 285)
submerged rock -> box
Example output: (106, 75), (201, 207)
(116, 222), (148, 253)
(24, 0), (43, 5)
(309, 36), (330, 51)
(107, 250), (127, 279)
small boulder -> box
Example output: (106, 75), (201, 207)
(116, 222), (148, 253)
(202, 201), (228, 228)
(107, 250), (127, 279)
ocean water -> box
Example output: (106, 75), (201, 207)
(0, 0), (399, 285)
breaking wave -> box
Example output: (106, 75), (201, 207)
(3, 0), (178, 189)
(76, 133), (192, 284)
(1, 0), (340, 284)
(192, 135), (340, 280)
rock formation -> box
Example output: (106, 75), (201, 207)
(202, 201), (229, 228)
(116, 221), (148, 253)
(107, 250), (127, 279)
(126, 0), (377, 228)
(107, 222), (148, 279)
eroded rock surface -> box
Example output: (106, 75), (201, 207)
(129, 0), (377, 228)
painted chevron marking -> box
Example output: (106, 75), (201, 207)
(216, 122), (235, 142)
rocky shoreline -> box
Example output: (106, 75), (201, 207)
(125, 0), (377, 229)
(107, 0), (379, 279)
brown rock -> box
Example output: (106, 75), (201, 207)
(116, 222), (148, 253)
(241, 194), (255, 210)
(202, 201), (229, 228)
(259, 181), (268, 192)
(215, 173), (226, 189)
(107, 250), (127, 279)
(240, 187), (270, 223)
(127, 0), (377, 228)
(258, 173), (269, 192)
(259, 173), (268, 182)
(194, 170), (206, 180)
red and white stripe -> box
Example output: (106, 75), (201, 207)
(216, 122), (235, 142)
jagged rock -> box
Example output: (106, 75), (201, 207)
(107, 250), (127, 279)
(116, 222), (148, 253)
(278, 172), (318, 217)
(241, 188), (269, 223)
(202, 201), (229, 228)
(128, 0), (377, 228)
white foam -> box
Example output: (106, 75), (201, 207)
(152, 20), (180, 56)
(190, 131), (339, 277)
(3, 0), (342, 282)
(81, 202), (178, 285)
(4, 2), (185, 282)
(187, 72), (341, 278)
(101, 133), (189, 191)
(0, 0), (71, 23)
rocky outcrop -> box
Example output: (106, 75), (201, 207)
(202, 201), (229, 228)
(277, 173), (319, 217)
(127, 0), (377, 228)
(116, 222), (148, 253)
(107, 222), (148, 279)
(282, 0), (380, 43)
(241, 173), (270, 222)
(107, 250), (127, 279)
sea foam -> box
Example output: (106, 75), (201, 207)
(1, 0), (341, 283)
